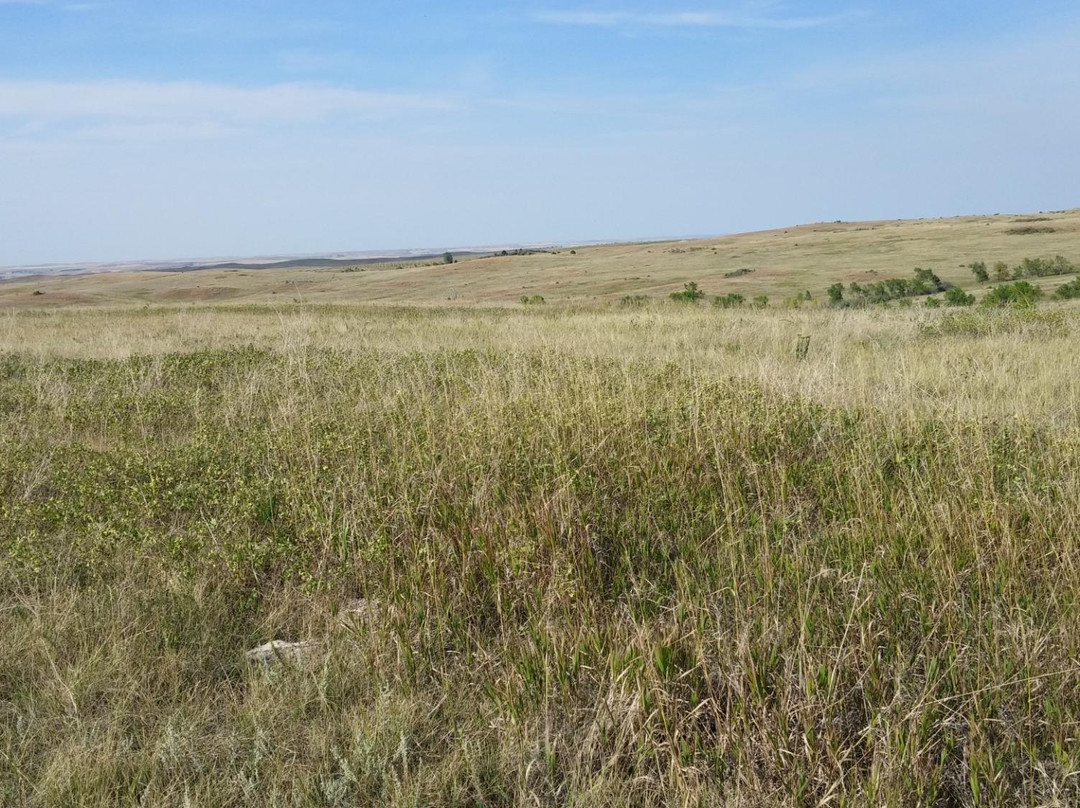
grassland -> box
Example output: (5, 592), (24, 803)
(3, 213), (1080, 806)
(3, 208), (1079, 308)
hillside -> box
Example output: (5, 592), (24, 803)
(3, 209), (1078, 309)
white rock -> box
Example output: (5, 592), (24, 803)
(245, 640), (319, 665)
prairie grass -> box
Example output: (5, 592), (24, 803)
(3, 302), (1080, 806)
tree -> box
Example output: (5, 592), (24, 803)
(970, 261), (989, 283)
(827, 283), (845, 305)
(443, 252), (455, 264)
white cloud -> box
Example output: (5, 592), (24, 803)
(531, 8), (855, 30)
(0, 80), (457, 128)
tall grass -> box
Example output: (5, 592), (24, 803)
(2, 304), (1080, 806)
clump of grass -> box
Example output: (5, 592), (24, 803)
(921, 307), (1068, 338)
(1006, 226), (1056, 235)
(723, 267), (755, 278)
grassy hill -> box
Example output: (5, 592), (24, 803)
(3, 208), (1079, 309)
(3, 211), (1080, 806)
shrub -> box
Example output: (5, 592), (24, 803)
(443, 252), (455, 264)
(924, 296), (941, 308)
(993, 261), (1011, 281)
(1015, 256), (1076, 278)
(982, 281), (1043, 307)
(713, 293), (745, 309)
(1054, 277), (1080, 300)
(827, 283), (845, 305)
(970, 261), (989, 283)
(752, 295), (769, 309)
(843, 268), (945, 305)
(944, 287), (976, 307)
(670, 282), (705, 303)
(723, 267), (755, 278)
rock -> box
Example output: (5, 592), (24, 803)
(245, 640), (319, 666)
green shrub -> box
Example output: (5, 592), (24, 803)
(670, 282), (705, 303)
(713, 293), (745, 309)
(827, 283), (845, 305)
(970, 261), (989, 283)
(982, 281), (1043, 307)
(1054, 277), (1080, 300)
(944, 287), (976, 307)
(924, 296), (941, 308)
(843, 268), (945, 305)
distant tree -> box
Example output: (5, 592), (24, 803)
(443, 252), (455, 264)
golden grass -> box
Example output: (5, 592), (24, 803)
(3, 208), (1079, 308)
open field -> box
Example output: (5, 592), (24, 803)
(3, 208), (1079, 308)
(4, 294), (1080, 805)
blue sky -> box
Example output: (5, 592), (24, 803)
(2, 1), (1079, 265)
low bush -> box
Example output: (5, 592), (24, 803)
(1054, 277), (1080, 300)
(944, 287), (976, 307)
(713, 293), (745, 309)
(982, 281), (1043, 307)
(846, 268), (946, 305)
(670, 282), (705, 303)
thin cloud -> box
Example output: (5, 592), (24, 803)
(531, 9), (855, 30)
(0, 80), (457, 124)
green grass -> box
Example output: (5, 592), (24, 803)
(3, 309), (1080, 805)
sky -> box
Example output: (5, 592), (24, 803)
(1, 1), (1079, 266)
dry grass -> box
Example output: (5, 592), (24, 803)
(3, 299), (1080, 806)
(3, 208), (1079, 308)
